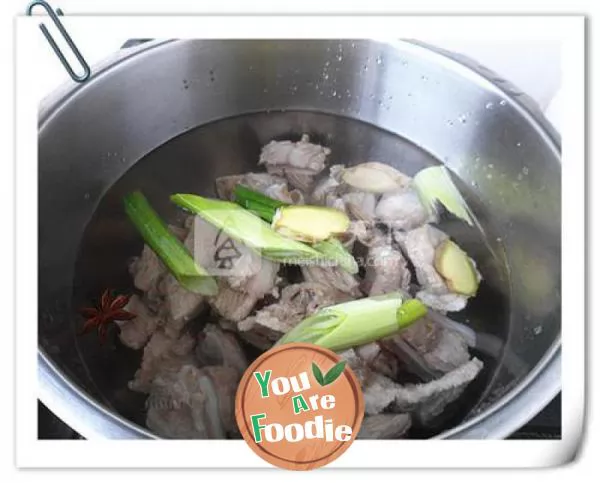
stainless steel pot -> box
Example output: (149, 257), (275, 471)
(38, 39), (561, 439)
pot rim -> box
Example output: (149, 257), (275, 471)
(37, 38), (561, 441)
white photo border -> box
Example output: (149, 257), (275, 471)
(15, 14), (584, 469)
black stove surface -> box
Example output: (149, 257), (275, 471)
(38, 394), (561, 440)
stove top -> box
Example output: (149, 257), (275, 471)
(38, 394), (561, 440)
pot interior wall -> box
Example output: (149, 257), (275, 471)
(38, 40), (561, 438)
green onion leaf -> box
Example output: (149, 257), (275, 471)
(313, 238), (359, 275)
(170, 194), (330, 265)
(234, 184), (287, 214)
(277, 293), (428, 352)
(396, 299), (429, 328)
(239, 199), (278, 222)
(123, 191), (218, 295)
(413, 165), (476, 226)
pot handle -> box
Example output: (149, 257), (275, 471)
(26, 0), (91, 83)
(121, 39), (154, 49)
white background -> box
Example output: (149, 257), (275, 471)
(0, 0), (595, 481)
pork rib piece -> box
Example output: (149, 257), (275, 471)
(115, 295), (161, 350)
(259, 134), (331, 192)
(383, 317), (471, 376)
(158, 274), (205, 338)
(128, 329), (196, 393)
(391, 357), (483, 425)
(301, 265), (362, 297)
(146, 365), (239, 439)
(360, 358), (483, 425)
(237, 282), (351, 350)
(362, 243), (412, 296)
(129, 244), (166, 294)
(375, 188), (436, 231)
(195, 324), (248, 377)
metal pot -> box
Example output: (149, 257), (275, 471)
(38, 39), (561, 439)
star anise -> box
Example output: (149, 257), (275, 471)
(79, 289), (136, 344)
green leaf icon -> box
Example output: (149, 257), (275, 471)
(323, 361), (347, 386)
(312, 362), (325, 386)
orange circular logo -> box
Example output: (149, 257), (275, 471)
(235, 343), (364, 470)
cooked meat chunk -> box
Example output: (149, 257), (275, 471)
(380, 336), (443, 382)
(355, 342), (400, 380)
(423, 327), (471, 373)
(168, 223), (189, 242)
(339, 344), (399, 384)
(391, 358), (483, 425)
(362, 244), (411, 296)
(282, 171), (317, 193)
(325, 195), (347, 213)
(357, 413), (412, 439)
(380, 317), (471, 379)
(375, 188), (435, 230)
(362, 372), (403, 415)
(361, 357), (482, 422)
(338, 348), (372, 385)
(349, 221), (389, 249)
(260, 134), (330, 174)
(311, 166), (343, 204)
(301, 265), (362, 296)
(396, 225), (449, 293)
(146, 365), (239, 439)
(343, 346), (414, 415)
(195, 324), (248, 377)
(209, 282), (263, 322)
(341, 191), (378, 221)
(129, 330), (196, 393)
(231, 258), (280, 299)
(115, 295), (160, 350)
(129, 244), (166, 293)
(237, 283), (351, 349)
(158, 274), (205, 338)
(259, 134), (331, 191)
